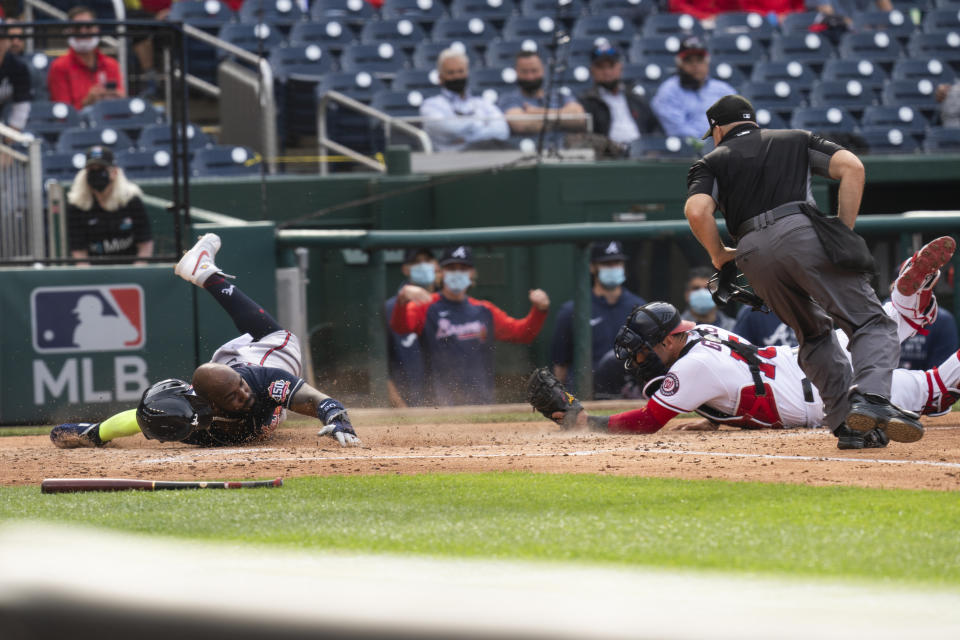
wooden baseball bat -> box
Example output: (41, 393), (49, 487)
(41, 477), (283, 493)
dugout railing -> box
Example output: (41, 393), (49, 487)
(276, 214), (960, 401)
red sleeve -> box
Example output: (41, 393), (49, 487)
(606, 398), (679, 434)
(389, 293), (437, 334)
(102, 55), (126, 95)
(47, 59), (72, 107)
(475, 299), (548, 343)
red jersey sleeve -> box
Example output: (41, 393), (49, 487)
(390, 292), (438, 334)
(475, 299), (548, 343)
(47, 58), (72, 107)
(606, 398), (679, 434)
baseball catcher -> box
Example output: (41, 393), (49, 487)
(527, 237), (959, 449)
(50, 233), (361, 449)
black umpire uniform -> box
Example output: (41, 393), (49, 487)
(683, 94), (910, 442)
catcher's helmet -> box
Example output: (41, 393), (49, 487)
(614, 302), (695, 381)
(136, 378), (213, 442)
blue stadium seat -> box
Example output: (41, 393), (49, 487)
(485, 39), (544, 67)
(710, 60), (747, 87)
(431, 17), (500, 46)
(564, 37), (611, 67)
(42, 151), (87, 185)
(922, 126), (960, 151)
(216, 23), (286, 59)
(55, 126), (135, 154)
(501, 15), (561, 45)
(449, 0), (517, 24)
(623, 60), (672, 85)
(270, 44), (337, 77)
(882, 78), (941, 115)
(24, 100), (82, 144)
(768, 32), (836, 70)
(752, 105), (788, 129)
(556, 65), (593, 96)
(789, 106), (859, 133)
(588, 0), (656, 26)
(520, 0), (587, 21)
(411, 42), (484, 69)
(740, 80), (806, 118)
(115, 149), (176, 180)
(371, 88), (440, 117)
(629, 135), (695, 159)
(857, 125), (921, 154)
(713, 12), (777, 45)
(237, 0), (307, 29)
(84, 98), (164, 140)
(25, 52), (52, 101)
(311, 0), (378, 25)
(391, 69), (442, 91)
(629, 35), (686, 62)
(906, 32), (960, 69)
(922, 8), (960, 33)
(891, 58), (957, 83)
(837, 31), (904, 68)
(317, 73), (386, 154)
(750, 60), (818, 94)
(808, 79), (880, 112)
(707, 33), (767, 73)
(316, 71), (388, 103)
(821, 59), (889, 93)
(382, 0), (446, 28)
(470, 66), (518, 104)
(861, 104), (929, 136)
(339, 43), (408, 73)
(780, 11), (819, 34)
(640, 13), (704, 38)
(288, 21), (358, 53)
(167, 0), (234, 27)
(571, 15), (637, 47)
(360, 19), (429, 54)
(851, 9), (917, 43)
(271, 45), (337, 138)
(138, 123), (214, 154)
(192, 145), (262, 177)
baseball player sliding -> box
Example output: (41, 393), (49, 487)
(50, 233), (361, 449)
(529, 237), (958, 450)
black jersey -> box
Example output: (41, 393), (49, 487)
(67, 196), (152, 257)
(686, 125), (845, 233)
(0, 51), (32, 109)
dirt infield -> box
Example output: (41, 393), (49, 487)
(3, 405), (960, 491)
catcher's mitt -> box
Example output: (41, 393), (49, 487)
(709, 262), (768, 312)
(526, 367), (583, 429)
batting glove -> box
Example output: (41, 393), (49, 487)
(318, 420), (361, 447)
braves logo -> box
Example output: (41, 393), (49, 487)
(659, 373), (680, 396)
(32, 285), (145, 353)
(269, 380), (291, 404)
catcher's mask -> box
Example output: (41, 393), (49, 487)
(614, 302), (695, 382)
(136, 378), (213, 442)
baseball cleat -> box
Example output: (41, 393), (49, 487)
(175, 233), (224, 287)
(834, 424), (889, 450)
(896, 236), (955, 297)
(50, 423), (104, 449)
(846, 392), (924, 443)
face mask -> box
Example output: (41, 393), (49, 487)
(597, 266), (626, 290)
(69, 36), (100, 53)
(409, 263), (435, 287)
(443, 78), (467, 94)
(599, 79), (619, 92)
(444, 270), (471, 293)
(86, 167), (111, 192)
(678, 68), (704, 90)
(517, 77), (543, 93)
(689, 288), (716, 315)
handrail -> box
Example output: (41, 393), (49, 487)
(317, 90), (434, 176)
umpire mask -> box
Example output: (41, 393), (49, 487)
(86, 167), (111, 192)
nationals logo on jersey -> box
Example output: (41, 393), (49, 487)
(31, 285), (145, 353)
(659, 373), (680, 396)
(269, 379), (291, 404)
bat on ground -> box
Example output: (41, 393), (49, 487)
(41, 477), (283, 493)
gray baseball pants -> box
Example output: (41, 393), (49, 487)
(734, 211), (899, 430)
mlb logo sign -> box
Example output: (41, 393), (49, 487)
(32, 285), (146, 353)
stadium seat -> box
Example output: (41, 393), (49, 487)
(710, 60), (747, 87)
(837, 31), (904, 68)
(449, 0), (517, 24)
(311, 0), (378, 25)
(922, 8), (960, 33)
(629, 35), (686, 62)
(556, 65), (593, 96)
(371, 88), (440, 117)
(317, 73), (386, 154)
(906, 32), (960, 69)
(84, 98), (164, 140)
(42, 151), (87, 185)
(501, 15), (562, 45)
(882, 78), (941, 116)
(317, 71), (388, 103)
(712, 12), (777, 45)
(167, 0), (234, 27)
(115, 149), (177, 180)
(382, 0), (447, 28)
(470, 66), (519, 104)
(360, 19), (429, 53)
(922, 126), (960, 151)
(789, 106), (859, 133)
(768, 32), (836, 71)
(750, 60), (817, 95)
(138, 123), (214, 154)
(25, 52), (52, 101)
(24, 100), (82, 144)
(752, 105), (788, 129)
(288, 21), (358, 53)
(851, 9), (917, 43)
(857, 125), (921, 154)
(520, 0), (587, 22)
(740, 80), (806, 118)
(216, 23), (285, 60)
(237, 0), (307, 29)
(192, 145), (262, 177)
(339, 43), (408, 74)
(640, 13), (704, 38)
(55, 126), (135, 154)
(707, 33), (766, 73)
(808, 79), (880, 112)
(271, 45), (338, 138)
(391, 69), (442, 91)
(411, 42), (484, 69)
(565, 37), (611, 67)
(779, 11), (819, 35)
(431, 17), (500, 46)
(485, 39), (544, 67)
(820, 59), (889, 94)
(629, 135), (696, 159)
(587, 0), (654, 25)
(571, 15), (637, 47)
(891, 58), (957, 83)
(861, 104), (929, 136)
(623, 60), (671, 85)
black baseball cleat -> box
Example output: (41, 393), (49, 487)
(846, 392), (924, 443)
(834, 423), (890, 450)
(49, 423), (104, 449)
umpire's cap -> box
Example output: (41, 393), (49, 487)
(702, 94), (756, 139)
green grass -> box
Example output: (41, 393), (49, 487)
(2, 473), (958, 587)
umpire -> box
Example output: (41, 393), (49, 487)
(683, 94), (923, 447)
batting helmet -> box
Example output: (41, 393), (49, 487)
(614, 302), (695, 381)
(136, 378), (213, 442)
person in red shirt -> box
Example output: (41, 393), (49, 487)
(47, 6), (125, 110)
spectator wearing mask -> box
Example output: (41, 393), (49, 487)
(499, 51), (586, 135)
(651, 36), (737, 141)
(419, 48), (510, 151)
(47, 6), (125, 110)
(67, 146), (153, 264)
(680, 266), (736, 331)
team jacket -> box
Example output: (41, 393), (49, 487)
(184, 364), (304, 446)
(391, 293), (547, 405)
(608, 325), (820, 435)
